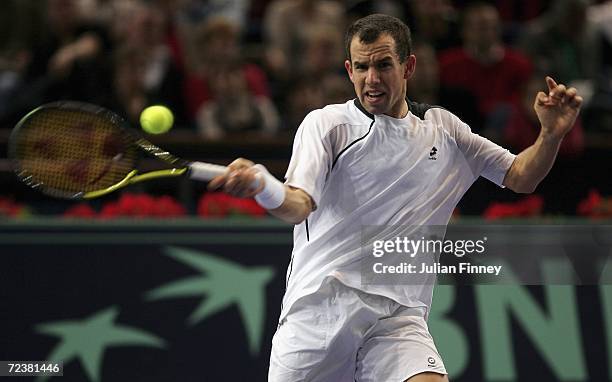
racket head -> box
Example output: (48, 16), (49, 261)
(9, 101), (140, 199)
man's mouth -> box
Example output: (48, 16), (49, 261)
(365, 91), (385, 102)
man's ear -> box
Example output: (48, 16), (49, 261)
(404, 54), (416, 80)
(345, 59), (354, 83)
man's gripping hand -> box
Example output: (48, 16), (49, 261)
(207, 158), (264, 198)
(534, 76), (583, 141)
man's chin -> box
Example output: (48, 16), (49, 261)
(363, 103), (386, 115)
(360, 99), (386, 115)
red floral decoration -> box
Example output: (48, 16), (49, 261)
(483, 195), (544, 220)
(0, 197), (29, 217)
(577, 189), (612, 219)
(63, 203), (97, 218)
(61, 193), (186, 219)
(99, 193), (187, 219)
(197, 192), (266, 218)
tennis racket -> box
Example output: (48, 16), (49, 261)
(8, 101), (234, 199)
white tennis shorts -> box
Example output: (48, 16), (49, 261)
(269, 277), (447, 382)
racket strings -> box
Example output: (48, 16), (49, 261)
(13, 109), (137, 196)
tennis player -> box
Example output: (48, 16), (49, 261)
(208, 14), (583, 382)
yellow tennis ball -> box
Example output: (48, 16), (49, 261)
(140, 105), (174, 134)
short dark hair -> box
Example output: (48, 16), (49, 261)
(344, 14), (412, 63)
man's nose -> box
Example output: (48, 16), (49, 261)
(366, 68), (380, 85)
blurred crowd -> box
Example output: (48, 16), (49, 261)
(1, 0), (612, 156)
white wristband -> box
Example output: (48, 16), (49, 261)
(253, 164), (286, 210)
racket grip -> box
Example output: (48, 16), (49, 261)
(188, 162), (261, 189)
(188, 162), (227, 181)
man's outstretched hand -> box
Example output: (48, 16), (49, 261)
(534, 76), (583, 141)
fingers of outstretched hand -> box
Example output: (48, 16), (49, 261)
(535, 91), (548, 107)
(565, 87), (583, 108)
(545, 76), (567, 104)
(570, 95), (583, 109)
(549, 85), (567, 103)
(546, 76), (558, 91)
(539, 77), (582, 109)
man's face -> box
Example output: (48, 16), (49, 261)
(345, 34), (415, 118)
(463, 7), (500, 51)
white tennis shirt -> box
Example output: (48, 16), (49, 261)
(282, 99), (516, 319)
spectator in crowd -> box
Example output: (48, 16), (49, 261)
(0, 0), (43, 126)
(583, 0), (612, 132)
(519, 0), (599, 94)
(405, 0), (461, 52)
(183, 17), (272, 121)
(280, 28), (354, 131)
(0, 48), (32, 126)
(108, 0), (188, 125)
(0, 0), (42, 62)
(283, 76), (325, 130)
(263, 0), (345, 81)
(151, 0), (191, 72)
(277, 23), (352, 127)
(174, 0), (252, 33)
(319, 73), (354, 105)
(345, 0), (406, 25)
(503, 74), (585, 157)
(300, 25), (345, 78)
(282, 72), (353, 130)
(110, 45), (172, 126)
(109, 0), (189, 77)
(489, 0), (550, 43)
(197, 59), (280, 140)
(24, 0), (113, 106)
(76, 0), (115, 24)
(111, 45), (145, 123)
(269, 4), (350, 129)
(408, 41), (481, 129)
(588, 0), (612, 70)
(1, 0), (112, 127)
(438, 2), (532, 135)
(493, 0), (550, 24)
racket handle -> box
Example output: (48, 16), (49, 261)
(188, 162), (227, 181)
(188, 162), (261, 188)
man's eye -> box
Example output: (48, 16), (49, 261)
(378, 62), (392, 69)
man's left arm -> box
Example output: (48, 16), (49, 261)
(503, 76), (583, 193)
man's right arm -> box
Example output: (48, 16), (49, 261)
(207, 158), (314, 225)
(209, 110), (328, 225)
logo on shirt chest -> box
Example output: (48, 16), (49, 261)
(429, 146), (438, 160)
